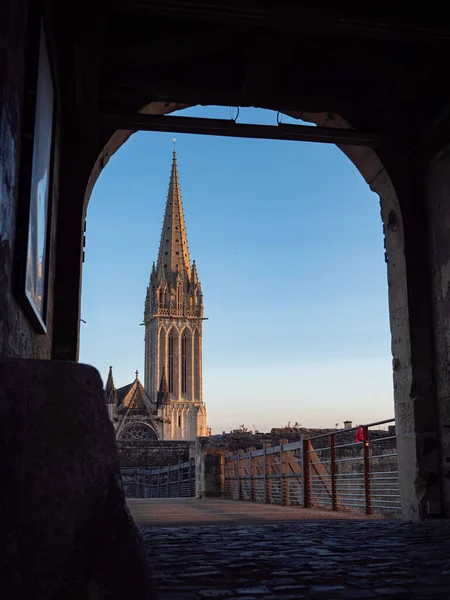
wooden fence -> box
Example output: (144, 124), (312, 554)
(224, 419), (401, 516)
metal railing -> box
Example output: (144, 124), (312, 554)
(224, 419), (401, 517)
(305, 419), (400, 515)
(121, 459), (196, 498)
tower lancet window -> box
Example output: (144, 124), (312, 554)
(168, 332), (174, 393)
(181, 332), (187, 394)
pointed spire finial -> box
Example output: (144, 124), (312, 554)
(155, 147), (191, 281)
(135, 370), (139, 380)
(106, 366), (115, 391)
(157, 367), (170, 406)
(105, 366), (117, 406)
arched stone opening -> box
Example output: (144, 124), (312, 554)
(180, 326), (193, 401)
(166, 325), (179, 399)
(50, 97), (444, 520)
(157, 326), (167, 400)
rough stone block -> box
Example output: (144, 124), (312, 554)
(0, 359), (156, 599)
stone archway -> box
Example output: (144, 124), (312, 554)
(52, 98), (442, 520)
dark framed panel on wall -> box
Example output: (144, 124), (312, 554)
(15, 13), (55, 334)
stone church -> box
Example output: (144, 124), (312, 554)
(105, 149), (208, 441)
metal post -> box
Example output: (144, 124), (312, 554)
(190, 458), (195, 497)
(363, 426), (372, 515)
(263, 446), (267, 504)
(280, 439), (289, 506)
(166, 467), (169, 499)
(237, 452), (241, 500)
(157, 467), (161, 498)
(303, 438), (311, 508)
(330, 433), (337, 511)
(280, 445), (284, 504)
(249, 447), (256, 502)
(250, 451), (253, 502)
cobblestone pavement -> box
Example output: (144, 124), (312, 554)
(131, 500), (450, 600)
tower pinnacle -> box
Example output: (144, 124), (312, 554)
(105, 366), (117, 406)
(156, 147), (191, 283)
(143, 147), (208, 439)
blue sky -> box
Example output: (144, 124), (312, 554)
(79, 106), (393, 432)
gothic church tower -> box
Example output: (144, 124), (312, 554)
(143, 149), (207, 440)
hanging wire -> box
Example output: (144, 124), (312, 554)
(231, 106), (239, 123)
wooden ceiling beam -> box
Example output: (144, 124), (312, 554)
(106, 26), (236, 66)
(99, 82), (358, 116)
(110, 1), (450, 42)
(100, 112), (398, 148)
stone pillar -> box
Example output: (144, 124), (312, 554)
(0, 359), (156, 598)
(378, 160), (442, 520)
(427, 148), (450, 517)
(194, 445), (226, 499)
(194, 438), (206, 499)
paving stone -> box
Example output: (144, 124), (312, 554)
(199, 591), (233, 598)
(236, 587), (269, 595)
(140, 513), (450, 600)
(338, 590), (375, 599)
(178, 571), (218, 578)
(310, 584), (347, 596)
(374, 588), (409, 596)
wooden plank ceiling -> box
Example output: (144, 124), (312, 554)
(51, 1), (450, 142)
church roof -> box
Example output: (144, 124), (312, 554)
(156, 148), (191, 284)
(115, 372), (159, 440)
(116, 382), (134, 405)
(117, 372), (153, 414)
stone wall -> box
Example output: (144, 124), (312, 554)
(117, 440), (194, 468)
(428, 147), (450, 516)
(0, 359), (156, 599)
(201, 428), (394, 452)
(0, 0), (59, 360)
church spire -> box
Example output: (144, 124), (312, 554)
(157, 367), (170, 407)
(191, 260), (199, 284)
(105, 366), (117, 406)
(156, 147), (191, 283)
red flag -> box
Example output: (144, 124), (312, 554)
(355, 426), (364, 443)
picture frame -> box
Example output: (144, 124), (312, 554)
(15, 16), (55, 334)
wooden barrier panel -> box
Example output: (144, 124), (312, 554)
(223, 421), (401, 517)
